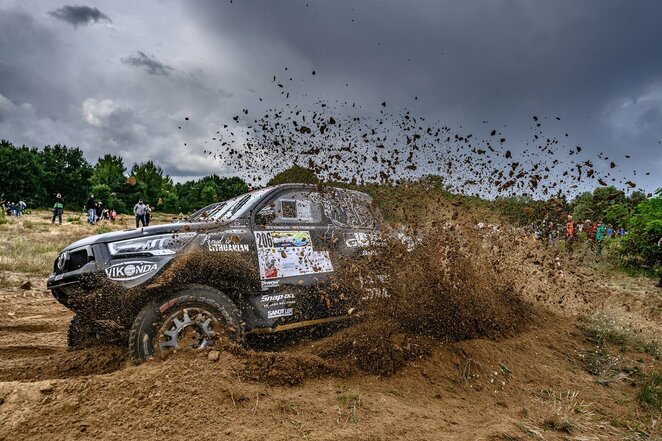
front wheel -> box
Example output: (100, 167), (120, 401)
(128, 287), (241, 363)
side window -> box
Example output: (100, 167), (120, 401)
(255, 190), (323, 225)
(309, 189), (378, 228)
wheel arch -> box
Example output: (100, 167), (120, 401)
(128, 284), (242, 363)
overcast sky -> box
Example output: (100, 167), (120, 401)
(0, 0), (660, 191)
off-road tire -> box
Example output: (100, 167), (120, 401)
(128, 286), (241, 363)
(67, 313), (99, 348)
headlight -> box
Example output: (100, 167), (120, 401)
(108, 232), (197, 256)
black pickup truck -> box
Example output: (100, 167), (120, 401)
(48, 184), (382, 362)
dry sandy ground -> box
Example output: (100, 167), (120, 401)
(0, 211), (660, 440)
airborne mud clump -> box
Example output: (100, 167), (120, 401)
(313, 226), (534, 376)
(383, 229), (532, 341)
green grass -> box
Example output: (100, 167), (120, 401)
(578, 313), (660, 389)
(96, 225), (112, 234)
(0, 236), (74, 275)
(638, 373), (662, 412)
(0, 210), (176, 278)
(579, 313), (660, 358)
(337, 388), (363, 424)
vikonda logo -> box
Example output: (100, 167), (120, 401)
(105, 261), (158, 281)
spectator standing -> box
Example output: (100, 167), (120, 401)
(565, 215), (575, 252)
(548, 222), (558, 247)
(657, 237), (662, 288)
(583, 219), (591, 241)
(589, 222), (597, 241)
(86, 195), (96, 225)
(144, 204), (152, 226)
(595, 222), (607, 255)
(607, 224), (614, 237)
(96, 202), (104, 223)
(52, 193), (64, 225)
(134, 199), (147, 228)
(109, 209), (117, 221)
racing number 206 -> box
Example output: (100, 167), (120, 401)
(255, 232), (273, 248)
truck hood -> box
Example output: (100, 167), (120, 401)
(61, 218), (246, 252)
(62, 224), (185, 251)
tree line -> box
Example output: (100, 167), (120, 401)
(491, 185), (661, 274)
(1, 139), (659, 274)
(0, 140), (249, 214)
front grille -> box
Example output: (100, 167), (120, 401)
(69, 250), (90, 271)
(55, 247), (95, 274)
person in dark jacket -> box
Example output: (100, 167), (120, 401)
(86, 195), (96, 224)
(144, 204), (152, 226)
(96, 202), (104, 223)
(657, 236), (662, 288)
(52, 193), (64, 225)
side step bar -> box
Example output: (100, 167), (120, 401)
(245, 315), (352, 334)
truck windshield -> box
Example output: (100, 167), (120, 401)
(195, 188), (271, 222)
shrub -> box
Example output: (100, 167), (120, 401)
(617, 196), (662, 275)
(268, 166), (319, 186)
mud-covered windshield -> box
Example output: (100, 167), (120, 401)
(189, 202), (226, 221)
(195, 188), (271, 221)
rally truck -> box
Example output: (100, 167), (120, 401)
(47, 184), (382, 362)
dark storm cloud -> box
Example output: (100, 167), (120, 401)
(189, 0), (662, 112)
(48, 5), (111, 27)
(184, 0), (662, 191)
(121, 51), (173, 76)
(0, 0), (660, 189)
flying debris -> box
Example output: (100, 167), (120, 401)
(177, 77), (642, 198)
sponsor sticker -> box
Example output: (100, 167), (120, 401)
(345, 231), (382, 248)
(201, 234), (250, 252)
(267, 308), (293, 319)
(105, 260), (158, 281)
(255, 231), (311, 249)
(260, 293), (296, 304)
(209, 242), (250, 252)
(254, 231), (333, 280)
(260, 280), (280, 290)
